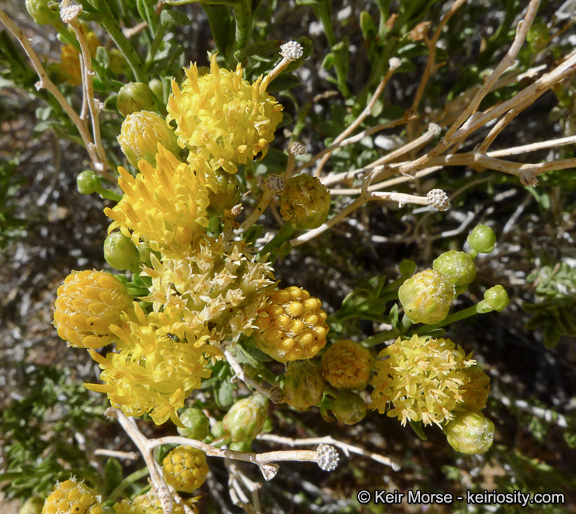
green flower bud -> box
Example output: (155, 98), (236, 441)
(284, 360), (325, 411)
(77, 170), (101, 195)
(149, 78), (164, 102)
(467, 225), (496, 254)
(104, 232), (140, 271)
(229, 441), (252, 452)
(223, 394), (268, 443)
(279, 174), (331, 230)
(332, 391), (367, 425)
(117, 111), (180, 168)
(210, 420), (225, 439)
(177, 408), (210, 440)
(456, 366), (490, 411)
(483, 285), (509, 312)
(433, 250), (476, 288)
(19, 497), (44, 514)
(445, 411), (495, 455)
(117, 82), (162, 117)
(25, 0), (59, 25)
(398, 270), (455, 324)
(207, 170), (241, 217)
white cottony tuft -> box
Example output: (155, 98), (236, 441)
(316, 443), (339, 471)
(60, 0), (83, 23)
(427, 189), (451, 211)
(428, 123), (441, 136)
(280, 41), (304, 62)
(389, 57), (402, 70)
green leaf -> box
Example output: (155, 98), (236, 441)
(202, 4), (235, 58)
(409, 420), (427, 440)
(389, 303), (399, 329)
(215, 378), (235, 408)
(266, 73), (301, 93)
(160, 8), (191, 26)
(104, 458), (123, 497)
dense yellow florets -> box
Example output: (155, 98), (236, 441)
(42, 479), (102, 514)
(167, 53), (283, 174)
(53, 270), (133, 349)
(141, 235), (276, 344)
(105, 144), (217, 252)
(113, 491), (199, 514)
(370, 335), (475, 427)
(162, 446), (209, 492)
(321, 340), (374, 390)
(254, 286), (329, 362)
(84, 304), (220, 426)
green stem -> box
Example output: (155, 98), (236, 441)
(96, 187), (122, 202)
(95, 0), (147, 82)
(232, 0), (253, 65)
(53, 19), (81, 51)
(413, 303), (484, 335)
(257, 222), (294, 260)
(313, 0), (350, 97)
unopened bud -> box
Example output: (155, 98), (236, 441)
(117, 82), (162, 117)
(332, 391), (367, 425)
(223, 394), (268, 443)
(177, 408), (210, 440)
(467, 225), (496, 254)
(445, 411), (495, 455)
(433, 250), (476, 288)
(284, 360), (325, 411)
(77, 170), (101, 195)
(279, 174), (331, 230)
(104, 232), (140, 271)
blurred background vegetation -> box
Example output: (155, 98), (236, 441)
(1, 0), (576, 512)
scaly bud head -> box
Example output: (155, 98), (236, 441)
(284, 360), (325, 411)
(332, 390), (367, 425)
(398, 270), (455, 324)
(467, 225), (496, 254)
(26, 0), (59, 25)
(279, 174), (331, 230)
(433, 250), (477, 288)
(223, 394), (268, 443)
(482, 285), (510, 312)
(456, 366), (490, 411)
(77, 170), (101, 195)
(117, 82), (162, 117)
(321, 340), (374, 390)
(444, 411), (495, 455)
(117, 111), (180, 168)
(177, 408), (210, 440)
(104, 232), (140, 271)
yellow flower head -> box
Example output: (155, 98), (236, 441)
(55, 30), (100, 86)
(167, 53), (284, 174)
(163, 446), (209, 493)
(141, 235), (276, 344)
(42, 479), (103, 514)
(117, 111), (180, 168)
(85, 304), (220, 426)
(113, 491), (199, 514)
(370, 335), (475, 427)
(105, 144), (217, 252)
(53, 270), (133, 349)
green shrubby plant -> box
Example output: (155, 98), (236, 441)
(1, 0), (575, 511)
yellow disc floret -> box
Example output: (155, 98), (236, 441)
(321, 340), (374, 390)
(53, 270), (133, 349)
(162, 446), (209, 492)
(370, 335), (475, 427)
(84, 304), (220, 426)
(167, 53), (283, 174)
(254, 286), (329, 363)
(42, 479), (102, 514)
(105, 144), (217, 252)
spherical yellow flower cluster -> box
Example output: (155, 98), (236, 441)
(167, 53), (283, 174)
(42, 479), (103, 514)
(254, 286), (329, 362)
(162, 446), (209, 492)
(370, 335), (476, 427)
(85, 304), (220, 426)
(105, 144), (217, 252)
(53, 270), (133, 349)
(141, 234), (275, 344)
